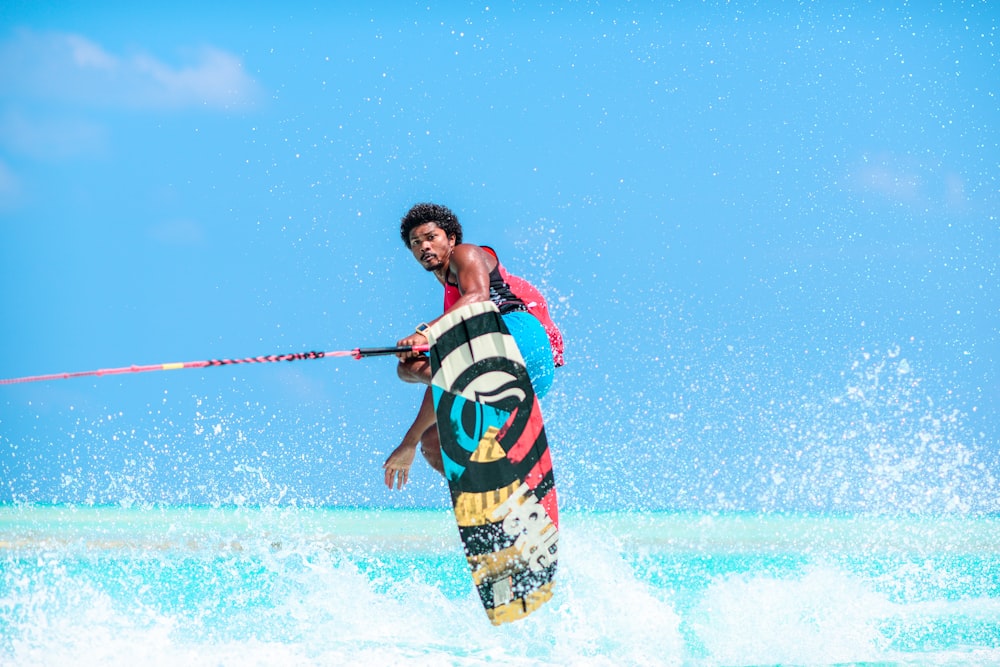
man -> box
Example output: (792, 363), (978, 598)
(383, 202), (564, 490)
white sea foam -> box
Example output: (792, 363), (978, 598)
(2, 507), (999, 666)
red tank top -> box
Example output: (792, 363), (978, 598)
(443, 246), (565, 367)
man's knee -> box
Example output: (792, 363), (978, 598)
(420, 429), (444, 475)
(421, 445), (444, 475)
(396, 361), (421, 383)
(397, 359), (431, 384)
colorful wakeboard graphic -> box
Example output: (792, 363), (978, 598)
(424, 301), (559, 625)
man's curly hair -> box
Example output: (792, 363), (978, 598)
(400, 202), (463, 246)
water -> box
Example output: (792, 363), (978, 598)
(2, 505), (998, 666)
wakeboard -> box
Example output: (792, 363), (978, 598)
(424, 300), (559, 625)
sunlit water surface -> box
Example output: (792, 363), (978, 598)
(2, 505), (998, 666)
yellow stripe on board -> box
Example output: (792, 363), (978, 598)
(162, 363), (186, 371)
(487, 581), (555, 626)
(452, 480), (520, 527)
(467, 544), (524, 586)
(469, 426), (505, 464)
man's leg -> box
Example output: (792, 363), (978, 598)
(419, 424), (444, 475)
(397, 356), (432, 384)
(400, 360), (444, 473)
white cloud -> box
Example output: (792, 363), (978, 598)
(846, 151), (970, 213)
(0, 109), (109, 161)
(851, 154), (922, 204)
(0, 28), (261, 110)
(65, 33), (119, 70)
(148, 218), (207, 247)
(0, 158), (21, 211)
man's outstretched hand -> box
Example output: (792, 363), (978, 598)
(383, 441), (418, 489)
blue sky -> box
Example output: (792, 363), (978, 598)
(1, 2), (997, 512)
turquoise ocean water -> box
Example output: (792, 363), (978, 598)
(2, 505), (998, 666)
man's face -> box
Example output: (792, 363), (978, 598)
(408, 222), (455, 271)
